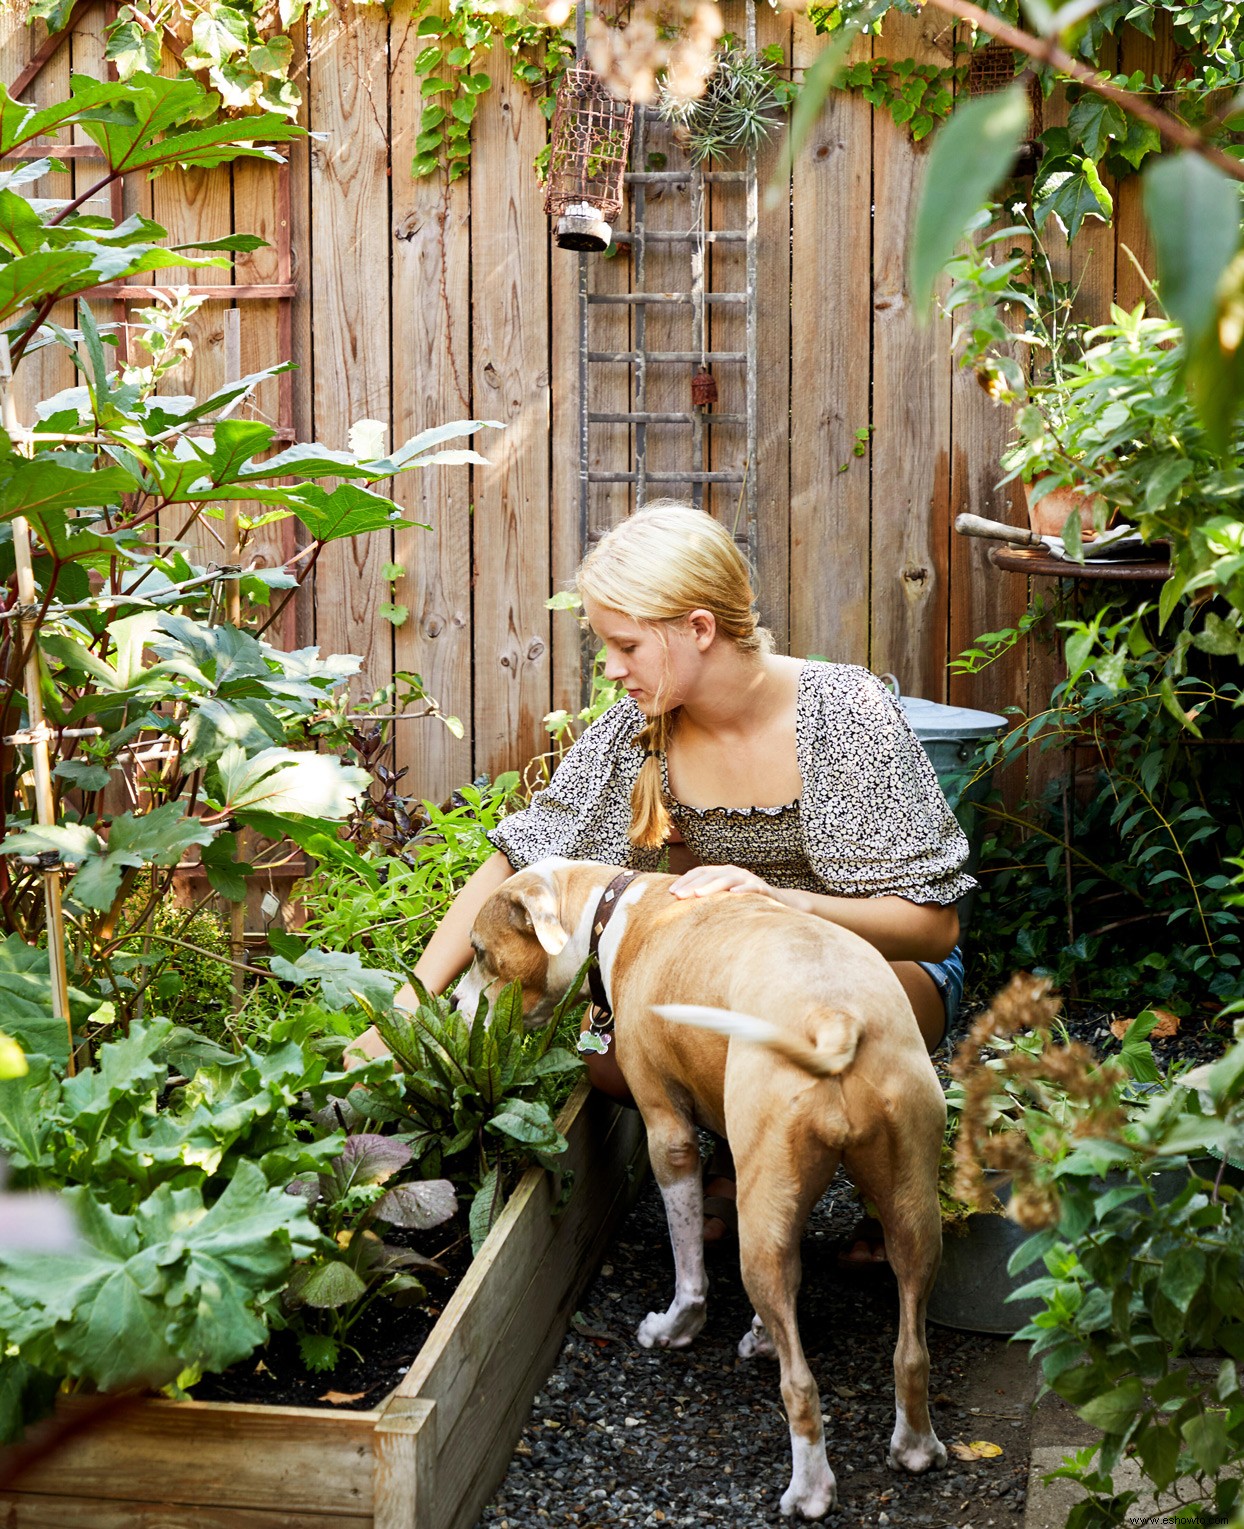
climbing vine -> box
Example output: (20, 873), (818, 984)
(809, 0), (1244, 233)
(21, 0), (574, 179)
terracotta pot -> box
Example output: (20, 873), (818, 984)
(1023, 480), (1105, 540)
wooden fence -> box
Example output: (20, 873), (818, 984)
(2, 0), (1167, 806)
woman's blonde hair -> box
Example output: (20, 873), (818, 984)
(575, 501), (769, 849)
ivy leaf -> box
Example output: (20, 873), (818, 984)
(909, 84), (1030, 315)
(1035, 163), (1113, 239)
(1066, 95), (1128, 158)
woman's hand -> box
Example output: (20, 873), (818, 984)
(669, 863), (776, 899)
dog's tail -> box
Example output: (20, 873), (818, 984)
(653, 1003), (860, 1078)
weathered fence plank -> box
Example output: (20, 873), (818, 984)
(788, 19), (872, 668)
(390, 1), (475, 799)
(470, 36), (552, 781)
(869, 8), (955, 698)
(309, 8), (393, 698)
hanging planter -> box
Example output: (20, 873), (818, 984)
(544, 65), (634, 253)
(967, 46), (1044, 177)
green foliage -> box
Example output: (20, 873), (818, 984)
(0, 71), (501, 1051)
(0, 1016), (402, 1435)
(839, 55), (960, 140)
(411, 9), (574, 181)
(0, 1160), (322, 1403)
(955, 597), (1243, 1012)
(283, 1132), (456, 1370)
(295, 772), (522, 974)
(364, 978), (585, 1250)
(1006, 1029), (1244, 1524)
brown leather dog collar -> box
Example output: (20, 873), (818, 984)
(581, 869), (640, 1052)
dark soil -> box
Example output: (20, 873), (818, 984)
(192, 1219), (472, 1412)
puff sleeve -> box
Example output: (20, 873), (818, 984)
(796, 663), (976, 906)
(487, 698), (663, 872)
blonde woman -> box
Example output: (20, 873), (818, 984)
(357, 503), (971, 1258)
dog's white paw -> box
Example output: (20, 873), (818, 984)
(779, 1465), (837, 1519)
(886, 1428), (947, 1474)
(636, 1302), (705, 1350)
(738, 1314), (777, 1361)
(779, 1433), (837, 1519)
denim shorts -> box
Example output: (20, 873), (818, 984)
(917, 945), (965, 1038)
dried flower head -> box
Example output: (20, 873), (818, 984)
(587, 0), (723, 105)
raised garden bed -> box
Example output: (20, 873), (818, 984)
(0, 1079), (647, 1529)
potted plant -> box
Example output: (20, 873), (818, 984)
(929, 973), (1174, 1334)
(942, 207), (1105, 542)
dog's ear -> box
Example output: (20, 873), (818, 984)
(508, 877), (569, 956)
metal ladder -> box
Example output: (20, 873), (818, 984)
(575, 3), (760, 567)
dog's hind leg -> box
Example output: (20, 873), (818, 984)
(847, 1137), (947, 1475)
(636, 1115), (708, 1351)
(735, 1159), (837, 1520)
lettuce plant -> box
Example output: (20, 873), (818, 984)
(284, 1134), (457, 1373)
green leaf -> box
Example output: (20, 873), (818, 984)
(70, 804), (218, 913)
(286, 1258), (368, 1310)
(1158, 1245), (1206, 1313)
(1144, 155), (1241, 351)
(268, 947), (401, 1015)
(0, 1161), (318, 1391)
(297, 1330), (339, 1372)
(469, 1165), (502, 1253)
(1077, 1378), (1144, 1433)
(216, 745), (370, 819)
(1182, 1410), (1232, 1474)
(909, 85), (1030, 315)
(0, 1354), (58, 1446)
(288, 482), (413, 543)
(201, 832), (250, 902)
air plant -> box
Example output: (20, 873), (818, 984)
(657, 42), (789, 164)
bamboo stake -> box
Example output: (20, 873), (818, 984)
(222, 308), (246, 1013)
(0, 336), (75, 1073)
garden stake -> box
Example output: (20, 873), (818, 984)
(222, 309), (247, 1013)
(0, 334), (75, 1073)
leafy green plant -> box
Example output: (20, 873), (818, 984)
(0, 70), (500, 1060)
(284, 1133), (457, 1372)
(365, 977), (584, 1251)
(0, 1015), (407, 1436)
(293, 772), (522, 975)
(954, 594), (1243, 1014)
(0, 1159), (322, 1407)
(25, 0), (577, 178)
(976, 1007), (1244, 1526)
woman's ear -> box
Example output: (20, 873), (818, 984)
(686, 608), (716, 650)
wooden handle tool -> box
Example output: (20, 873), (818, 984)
(953, 513), (1043, 547)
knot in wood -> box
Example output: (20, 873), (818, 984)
(526, 637), (546, 661)
(424, 615), (444, 638)
(482, 361), (501, 390)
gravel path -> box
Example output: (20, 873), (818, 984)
(478, 1166), (1036, 1529)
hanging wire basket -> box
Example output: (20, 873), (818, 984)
(967, 44), (1044, 178)
(544, 65), (634, 252)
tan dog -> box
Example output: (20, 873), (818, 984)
(453, 857), (948, 1520)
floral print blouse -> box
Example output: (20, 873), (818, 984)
(488, 661), (975, 907)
